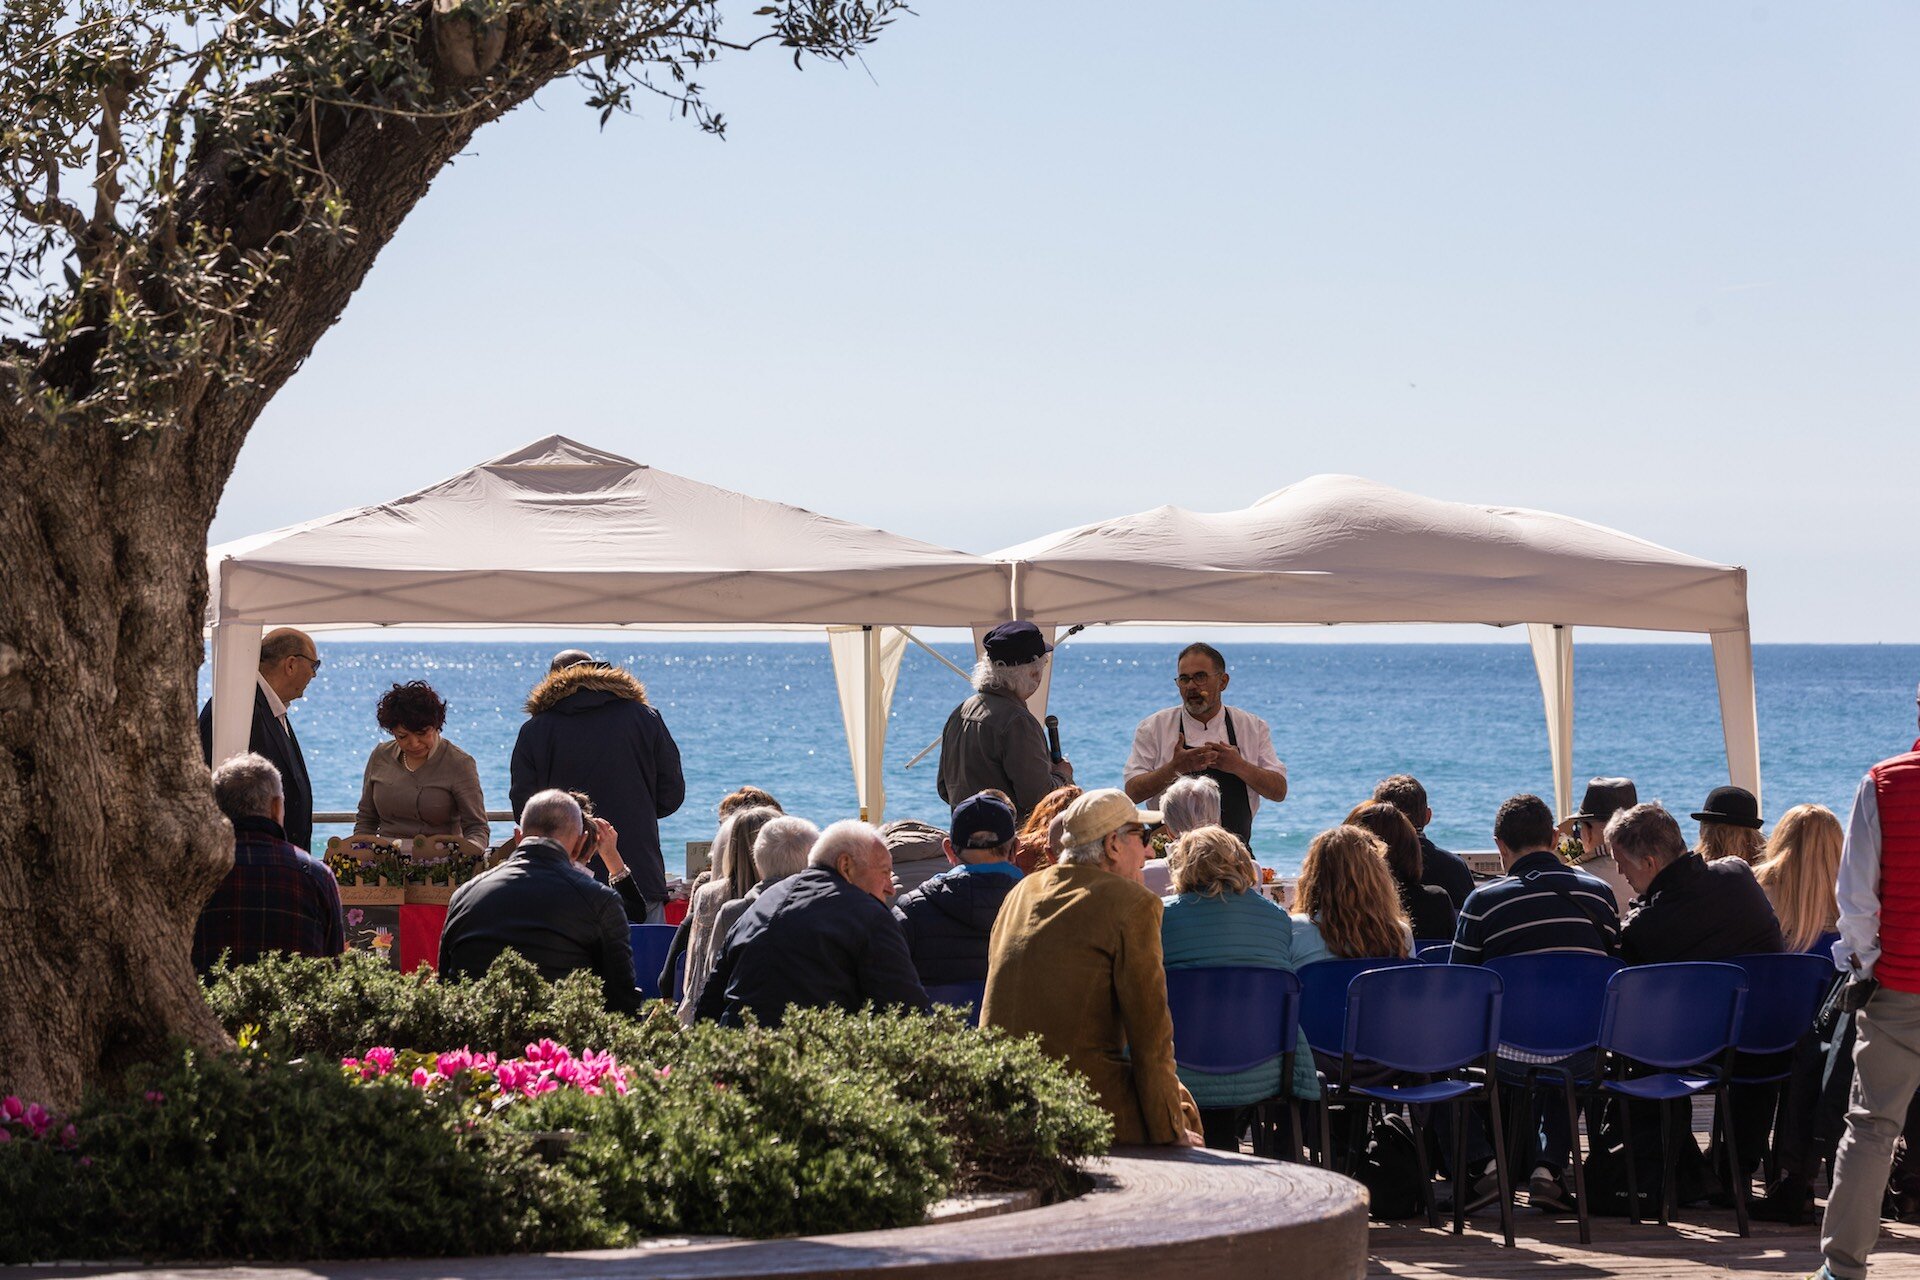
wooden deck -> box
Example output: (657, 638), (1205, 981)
(1370, 1205), (1920, 1278)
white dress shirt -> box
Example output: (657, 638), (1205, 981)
(1123, 704), (1286, 819)
(257, 672), (290, 731)
(1835, 770), (1884, 976)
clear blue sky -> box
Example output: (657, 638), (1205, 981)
(213, 1), (1920, 644)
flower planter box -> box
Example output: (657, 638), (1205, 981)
(338, 883), (406, 907)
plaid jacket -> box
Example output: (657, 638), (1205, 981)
(192, 814), (346, 973)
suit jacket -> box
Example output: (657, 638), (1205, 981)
(200, 686), (313, 852)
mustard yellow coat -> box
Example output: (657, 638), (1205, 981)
(982, 863), (1192, 1145)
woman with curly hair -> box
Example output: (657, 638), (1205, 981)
(1291, 824), (1413, 964)
(1160, 825), (1319, 1150)
(354, 680), (490, 845)
(1344, 800), (1456, 940)
(1012, 784), (1082, 873)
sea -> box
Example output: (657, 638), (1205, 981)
(198, 643), (1920, 877)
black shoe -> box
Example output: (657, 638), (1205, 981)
(1434, 1162), (1504, 1214)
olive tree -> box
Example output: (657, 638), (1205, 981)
(0, 0), (902, 1106)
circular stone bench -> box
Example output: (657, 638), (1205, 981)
(40, 1148), (1369, 1280)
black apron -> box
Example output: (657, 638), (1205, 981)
(1179, 709), (1254, 847)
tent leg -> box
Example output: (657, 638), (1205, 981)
(1528, 623), (1575, 821)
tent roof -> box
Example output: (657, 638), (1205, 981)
(993, 473), (1748, 633)
(208, 436), (1011, 628)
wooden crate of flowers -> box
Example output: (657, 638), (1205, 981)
(403, 835), (488, 904)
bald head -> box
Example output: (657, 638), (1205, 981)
(258, 628), (319, 704)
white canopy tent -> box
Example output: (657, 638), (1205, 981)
(205, 436), (1012, 822)
(993, 474), (1759, 817)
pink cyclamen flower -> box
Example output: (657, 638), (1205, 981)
(524, 1039), (569, 1067)
(1, 1096), (24, 1122)
(436, 1048), (474, 1078)
(363, 1047), (397, 1077)
(144, 1090), (166, 1105)
(410, 1067), (432, 1089)
(494, 1062), (528, 1094)
(59, 1124), (77, 1147)
(655, 1066), (672, 1080)
(24, 1104), (50, 1135)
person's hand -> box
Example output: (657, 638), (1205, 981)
(592, 817), (625, 874)
(1170, 741), (1217, 774)
(1177, 1127), (1206, 1148)
(1210, 741), (1252, 777)
(1054, 757), (1076, 784)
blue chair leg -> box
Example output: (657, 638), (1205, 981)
(1658, 1099), (1675, 1226)
(1448, 1100), (1465, 1233)
(1560, 1076), (1591, 1245)
(1407, 1104), (1438, 1230)
(1720, 1086), (1751, 1238)
(1620, 1095), (1643, 1225)
(1486, 1076), (1516, 1248)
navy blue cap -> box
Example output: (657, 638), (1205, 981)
(950, 793), (1018, 850)
(982, 621), (1051, 664)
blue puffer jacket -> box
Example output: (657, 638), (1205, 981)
(892, 862), (1024, 986)
(509, 664), (685, 905)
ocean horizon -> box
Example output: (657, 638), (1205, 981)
(199, 641), (1920, 877)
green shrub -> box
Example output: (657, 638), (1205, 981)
(0, 1045), (615, 1263)
(781, 1006), (1113, 1199)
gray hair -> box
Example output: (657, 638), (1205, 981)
(754, 816), (820, 882)
(1160, 775), (1221, 836)
(520, 789), (585, 841)
(212, 752), (282, 822)
(1606, 802), (1687, 868)
(1057, 837), (1107, 867)
(809, 819), (887, 871)
(971, 655), (1046, 701)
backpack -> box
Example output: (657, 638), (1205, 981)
(1358, 1109), (1426, 1220)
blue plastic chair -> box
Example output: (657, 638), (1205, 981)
(1331, 965), (1514, 1245)
(925, 979), (987, 1026)
(1808, 930), (1841, 958)
(1298, 956), (1423, 1055)
(1730, 952), (1837, 1063)
(1164, 967), (1308, 1160)
(1591, 962), (1750, 1233)
(1484, 953), (1622, 1242)
(1416, 941), (1454, 964)
(628, 923), (679, 1001)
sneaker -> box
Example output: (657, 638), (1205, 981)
(1433, 1160), (1504, 1214)
(1528, 1165), (1572, 1213)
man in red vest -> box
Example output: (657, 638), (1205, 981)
(1813, 684), (1920, 1280)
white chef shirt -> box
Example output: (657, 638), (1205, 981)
(1124, 704), (1286, 819)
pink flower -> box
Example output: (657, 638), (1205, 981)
(494, 1062), (529, 1094)
(347, 908), (366, 927)
(436, 1049), (473, 1078)
(410, 1068), (432, 1089)
(523, 1039), (569, 1067)
(363, 1047), (397, 1077)
(655, 1066), (672, 1080)
(78, 1156), (92, 1167)
(24, 1104), (50, 1135)
(58, 1124), (77, 1147)
(1, 1097), (23, 1122)
(143, 1090), (166, 1105)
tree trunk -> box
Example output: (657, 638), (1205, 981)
(0, 422), (235, 1107)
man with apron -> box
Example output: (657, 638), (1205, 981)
(1123, 643), (1288, 848)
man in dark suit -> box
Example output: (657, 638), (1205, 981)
(198, 627), (318, 851)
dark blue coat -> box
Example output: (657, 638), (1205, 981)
(1420, 834), (1478, 911)
(695, 866), (930, 1027)
(892, 863), (1023, 986)
(509, 665), (685, 905)
(199, 685), (314, 852)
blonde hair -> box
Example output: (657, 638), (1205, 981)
(1168, 826), (1255, 898)
(1699, 821), (1767, 865)
(1754, 804), (1843, 952)
(714, 806), (781, 899)
(1296, 825), (1412, 960)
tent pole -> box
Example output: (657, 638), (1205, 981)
(1711, 628), (1762, 807)
(861, 625), (886, 824)
(1528, 623), (1575, 821)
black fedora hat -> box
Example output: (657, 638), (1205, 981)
(1693, 785), (1762, 830)
(1568, 777), (1637, 825)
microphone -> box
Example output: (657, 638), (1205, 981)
(1045, 714), (1063, 763)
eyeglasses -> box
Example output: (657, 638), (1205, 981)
(1174, 672), (1216, 686)
(1119, 824), (1149, 840)
(293, 653), (322, 671)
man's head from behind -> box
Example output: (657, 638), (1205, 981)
(1606, 803), (1689, 896)
(811, 819), (894, 901)
(946, 793), (1017, 865)
(1372, 774), (1432, 833)
(213, 753), (284, 827)
(753, 816), (820, 884)
(1491, 793), (1556, 867)
(520, 789), (587, 860)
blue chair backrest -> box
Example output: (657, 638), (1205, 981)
(925, 980), (987, 1025)
(1731, 952), (1836, 1055)
(1298, 957), (1422, 1054)
(1165, 967), (1302, 1074)
(1598, 962), (1747, 1069)
(629, 923), (679, 1000)
(1345, 965), (1503, 1074)
(1483, 953), (1622, 1059)
(1416, 941), (1453, 963)
(1808, 930), (1841, 958)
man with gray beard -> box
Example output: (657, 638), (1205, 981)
(937, 622), (1073, 819)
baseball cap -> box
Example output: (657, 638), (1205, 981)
(1061, 788), (1161, 849)
(982, 621), (1051, 665)
(950, 793), (1018, 850)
